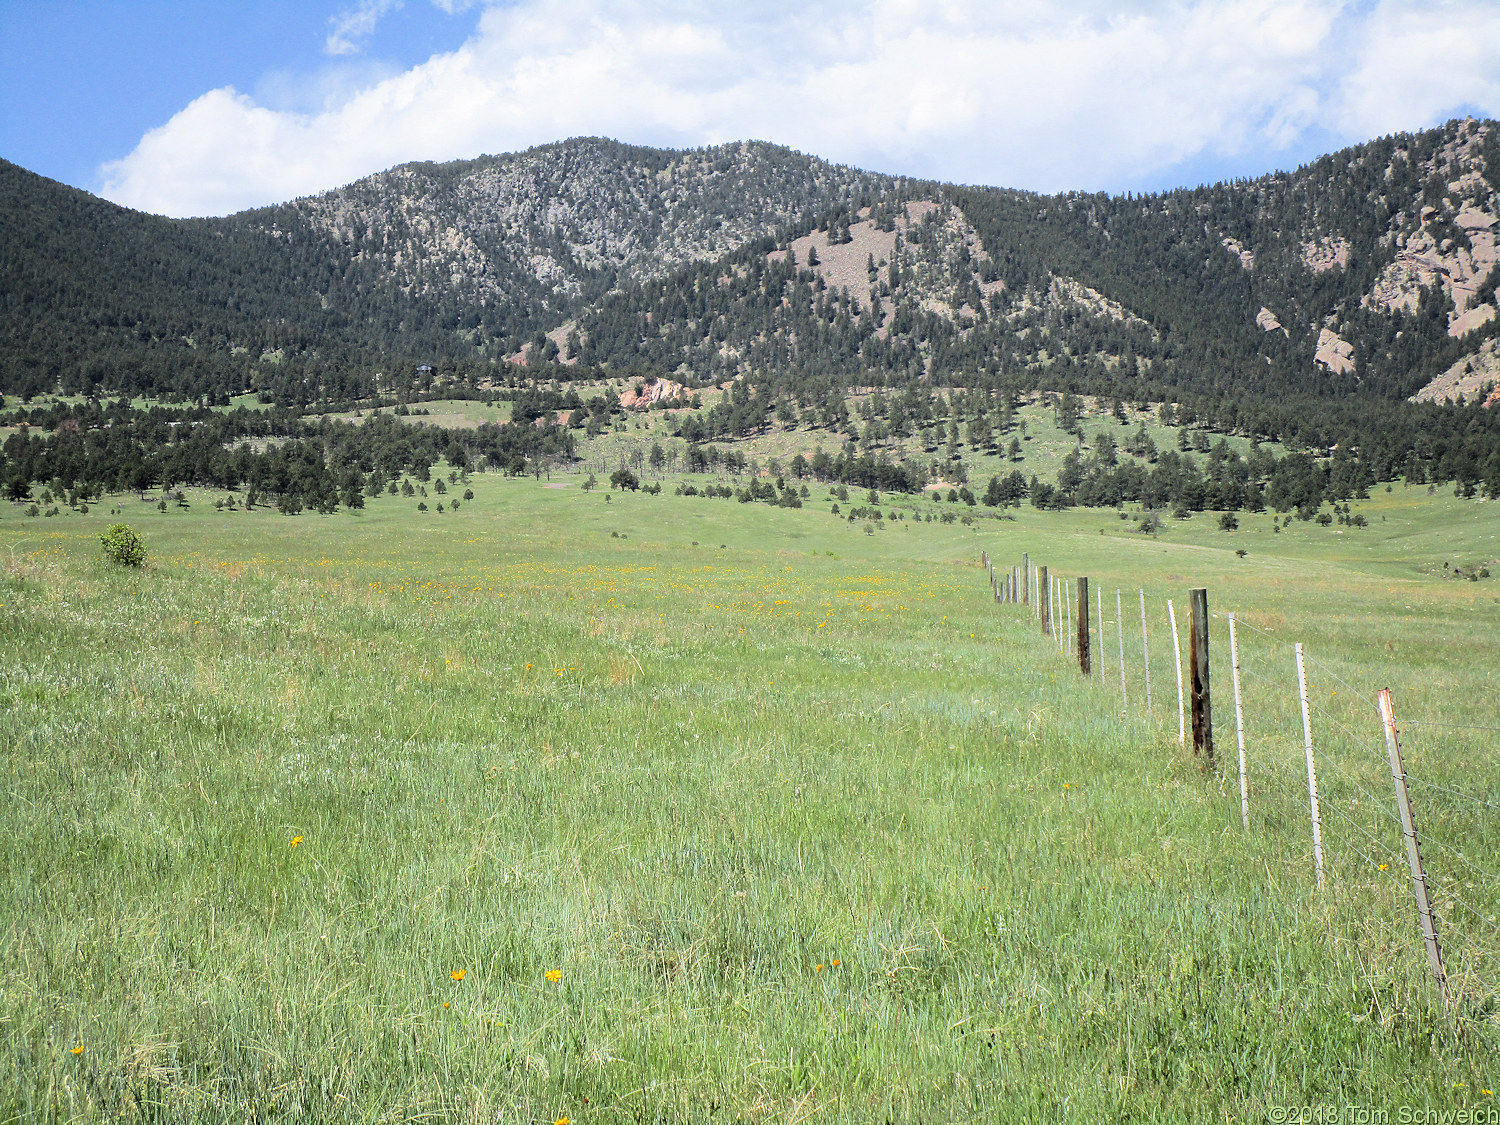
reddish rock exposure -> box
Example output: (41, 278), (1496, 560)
(618, 378), (688, 409)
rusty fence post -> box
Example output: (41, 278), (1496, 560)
(1378, 688), (1449, 1010)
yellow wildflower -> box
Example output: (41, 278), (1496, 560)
(71, 1045), (84, 1055)
(290, 836), (304, 848)
(451, 969), (466, 981)
(545, 969), (562, 983)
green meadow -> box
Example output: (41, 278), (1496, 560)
(2, 477), (1498, 1122)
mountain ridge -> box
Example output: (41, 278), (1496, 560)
(3, 122), (1499, 415)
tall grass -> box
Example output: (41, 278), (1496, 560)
(1, 479), (1496, 1122)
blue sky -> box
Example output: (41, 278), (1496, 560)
(3, 1), (1499, 217)
(0, 2), (471, 191)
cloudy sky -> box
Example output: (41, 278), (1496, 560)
(3, 0), (1499, 218)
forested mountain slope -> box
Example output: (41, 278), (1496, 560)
(0, 139), (885, 401)
(2, 122), (1498, 417)
(576, 119), (1500, 411)
(0, 160), (370, 401)
(249, 137), (891, 350)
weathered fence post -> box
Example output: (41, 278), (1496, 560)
(1012, 567), (1019, 605)
(1021, 554), (1029, 606)
(1378, 688), (1449, 1009)
(1138, 589), (1152, 717)
(1168, 599), (1185, 746)
(1077, 577), (1091, 675)
(1039, 566), (1050, 637)
(1228, 613), (1248, 829)
(1116, 590), (1128, 714)
(1189, 588), (1213, 768)
(1295, 643), (1325, 890)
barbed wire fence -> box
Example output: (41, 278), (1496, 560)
(977, 549), (1500, 1033)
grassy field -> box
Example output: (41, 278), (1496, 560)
(2, 477), (1498, 1122)
(564, 391), (1283, 490)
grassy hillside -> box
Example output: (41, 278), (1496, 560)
(2, 481), (1497, 1121)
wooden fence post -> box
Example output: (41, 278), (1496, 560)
(1168, 599), (1185, 746)
(1378, 689), (1449, 1009)
(1189, 588), (1213, 768)
(1116, 590), (1128, 714)
(1138, 589), (1152, 717)
(1228, 613), (1248, 829)
(1021, 554), (1029, 606)
(1295, 643), (1325, 890)
(1012, 567), (1019, 605)
(1039, 566), (1050, 637)
(1077, 577), (1091, 674)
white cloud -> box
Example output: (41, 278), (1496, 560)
(98, 0), (1500, 217)
(1332, 0), (1500, 139)
(326, 0), (404, 56)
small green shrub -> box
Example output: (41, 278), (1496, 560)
(100, 523), (146, 567)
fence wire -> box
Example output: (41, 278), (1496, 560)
(978, 551), (1500, 1014)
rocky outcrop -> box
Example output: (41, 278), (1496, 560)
(1315, 327), (1355, 374)
(618, 377), (689, 409)
(1301, 236), (1351, 272)
(1221, 236), (1254, 270)
(1364, 122), (1500, 337)
(1412, 337), (1500, 403)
